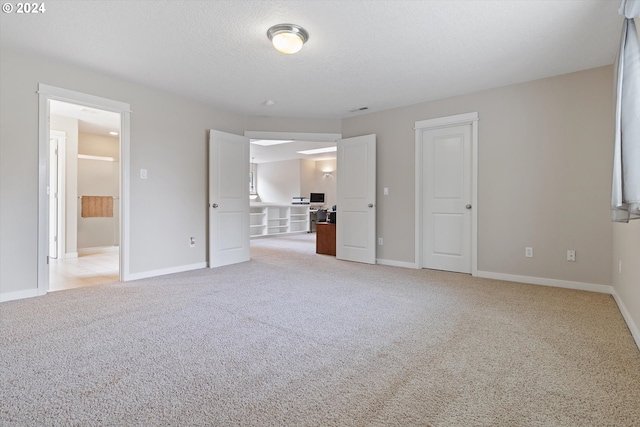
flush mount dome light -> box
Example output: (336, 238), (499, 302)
(267, 23), (309, 54)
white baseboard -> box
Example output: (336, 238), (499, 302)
(474, 270), (640, 351)
(0, 288), (40, 303)
(78, 246), (119, 255)
(126, 262), (207, 281)
(376, 258), (418, 269)
(611, 288), (640, 351)
(474, 270), (613, 294)
(65, 252), (78, 259)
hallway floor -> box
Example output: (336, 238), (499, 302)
(49, 249), (119, 292)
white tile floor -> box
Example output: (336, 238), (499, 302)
(49, 249), (119, 292)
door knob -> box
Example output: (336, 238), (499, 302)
(212, 203), (219, 208)
(465, 204), (472, 209)
(368, 203), (374, 208)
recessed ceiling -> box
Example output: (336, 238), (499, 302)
(50, 100), (120, 136)
(250, 140), (336, 164)
(0, 1), (623, 119)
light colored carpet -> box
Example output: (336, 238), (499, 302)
(1, 233), (639, 426)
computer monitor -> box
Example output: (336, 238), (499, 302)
(309, 192), (325, 204)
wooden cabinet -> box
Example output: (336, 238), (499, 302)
(316, 222), (336, 256)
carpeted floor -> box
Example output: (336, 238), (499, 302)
(1, 233), (639, 426)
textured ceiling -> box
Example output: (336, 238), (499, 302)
(0, 0), (623, 119)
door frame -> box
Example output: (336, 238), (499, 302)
(414, 112), (478, 274)
(37, 84), (132, 295)
(49, 130), (67, 259)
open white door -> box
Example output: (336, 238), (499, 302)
(208, 130), (250, 268)
(336, 134), (376, 264)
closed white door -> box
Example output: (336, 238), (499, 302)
(421, 124), (472, 273)
(336, 134), (376, 264)
(208, 130), (250, 268)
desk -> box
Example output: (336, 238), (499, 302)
(316, 222), (336, 256)
(309, 209), (334, 232)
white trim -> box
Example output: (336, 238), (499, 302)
(0, 288), (41, 303)
(415, 112), (479, 274)
(415, 112), (479, 130)
(244, 131), (342, 142)
(611, 288), (640, 351)
(49, 130), (67, 261)
(120, 110), (131, 281)
(376, 258), (417, 269)
(126, 262), (207, 281)
(38, 90), (49, 293)
(65, 252), (78, 259)
(38, 84), (131, 113)
(475, 270), (613, 294)
(38, 84), (132, 294)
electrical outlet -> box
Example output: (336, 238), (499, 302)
(567, 250), (576, 262)
(190, 237), (195, 248)
(378, 237), (384, 246)
(383, 187), (389, 196)
(525, 247), (533, 258)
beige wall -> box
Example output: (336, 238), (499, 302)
(77, 133), (120, 249)
(257, 159), (302, 203)
(613, 221), (640, 340)
(0, 47), (245, 295)
(342, 66), (614, 286)
(257, 158), (337, 207)
(244, 115), (341, 134)
(314, 159), (337, 208)
(79, 132), (119, 159)
(300, 159), (315, 200)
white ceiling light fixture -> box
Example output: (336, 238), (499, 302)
(267, 23), (309, 54)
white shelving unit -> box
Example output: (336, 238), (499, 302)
(250, 205), (268, 237)
(289, 205), (310, 233)
(250, 203), (309, 238)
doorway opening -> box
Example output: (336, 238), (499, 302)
(47, 100), (121, 291)
(38, 84), (131, 295)
(244, 131), (341, 255)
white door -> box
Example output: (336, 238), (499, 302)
(48, 138), (59, 259)
(336, 134), (376, 264)
(421, 124), (472, 273)
(208, 130), (250, 268)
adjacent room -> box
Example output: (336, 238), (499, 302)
(1, 1), (638, 425)
(48, 100), (122, 291)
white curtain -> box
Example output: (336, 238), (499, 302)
(612, 0), (640, 222)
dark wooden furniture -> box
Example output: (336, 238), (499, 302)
(316, 222), (336, 256)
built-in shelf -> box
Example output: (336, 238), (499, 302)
(250, 203), (310, 238)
